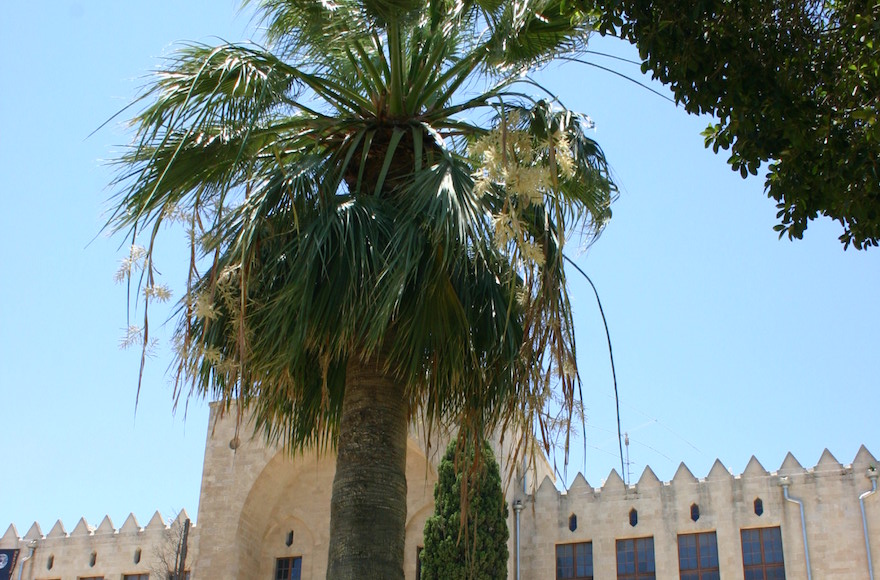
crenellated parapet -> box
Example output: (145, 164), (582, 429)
(518, 445), (879, 580)
(0, 509), (191, 545)
(0, 510), (195, 579)
(526, 444), (878, 512)
(3, 434), (877, 579)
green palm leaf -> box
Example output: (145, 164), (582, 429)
(108, 2), (615, 576)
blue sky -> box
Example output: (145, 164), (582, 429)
(2, 2), (877, 536)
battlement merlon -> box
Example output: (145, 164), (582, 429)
(526, 444), (877, 502)
(0, 510), (194, 548)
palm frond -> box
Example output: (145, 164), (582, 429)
(109, 0), (618, 474)
(482, 0), (595, 72)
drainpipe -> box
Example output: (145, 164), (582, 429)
(513, 499), (523, 580)
(860, 468), (878, 580)
(780, 477), (812, 580)
(17, 540), (37, 580)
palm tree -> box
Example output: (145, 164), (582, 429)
(109, 1), (615, 577)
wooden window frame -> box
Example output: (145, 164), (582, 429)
(741, 527), (786, 580)
(678, 531), (720, 580)
(275, 556), (303, 580)
(556, 541), (594, 580)
(616, 536), (656, 580)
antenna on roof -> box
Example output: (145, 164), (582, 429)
(624, 432), (631, 485)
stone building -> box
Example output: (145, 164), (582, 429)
(3, 403), (878, 579)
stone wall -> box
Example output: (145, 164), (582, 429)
(0, 510), (193, 580)
(515, 446), (879, 579)
(190, 404), (441, 580)
(4, 399), (875, 580)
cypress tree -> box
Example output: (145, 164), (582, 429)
(420, 440), (509, 579)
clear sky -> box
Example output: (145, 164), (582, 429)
(2, 2), (877, 537)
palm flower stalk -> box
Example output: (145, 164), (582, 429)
(109, 1), (615, 577)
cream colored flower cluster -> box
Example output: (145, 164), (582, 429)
(174, 264), (247, 378)
(470, 112), (576, 267)
(114, 245), (148, 283)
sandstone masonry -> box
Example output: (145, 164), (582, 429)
(3, 403), (877, 579)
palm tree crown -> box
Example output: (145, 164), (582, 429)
(110, 1), (614, 576)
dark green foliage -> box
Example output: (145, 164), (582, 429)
(110, 3), (616, 575)
(421, 440), (509, 580)
(586, 0), (880, 248)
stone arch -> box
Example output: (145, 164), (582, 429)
(402, 437), (440, 580)
(404, 437), (438, 528)
(257, 515), (317, 580)
(404, 503), (436, 580)
(226, 434), (439, 580)
(405, 502), (437, 547)
(235, 447), (338, 579)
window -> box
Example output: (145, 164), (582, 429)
(629, 508), (638, 527)
(275, 557), (303, 580)
(167, 573), (190, 580)
(679, 532), (720, 580)
(617, 537), (655, 579)
(556, 542), (593, 579)
(416, 546), (423, 580)
(741, 527), (785, 579)
(124, 575), (149, 580)
(78, 577), (104, 580)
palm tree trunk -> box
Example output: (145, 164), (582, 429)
(327, 349), (409, 579)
